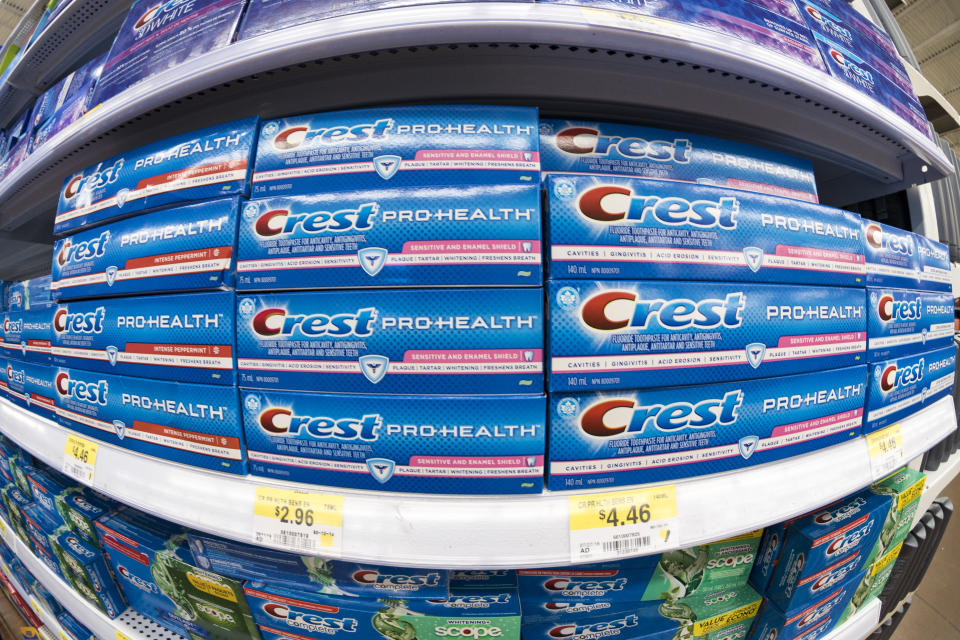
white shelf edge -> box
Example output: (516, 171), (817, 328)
(0, 395), (953, 569)
(824, 597), (882, 640)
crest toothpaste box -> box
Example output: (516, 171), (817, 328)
(548, 280), (866, 391)
(50, 529), (126, 618)
(90, 0), (247, 107)
(7, 282), (24, 311)
(188, 532), (450, 597)
(252, 105), (539, 197)
(766, 487), (892, 611)
(56, 487), (113, 549)
(237, 185), (542, 289)
(52, 367), (245, 474)
(866, 288), (953, 361)
(52, 291), (236, 385)
(4, 359), (56, 419)
(451, 570), (518, 590)
(864, 467), (925, 569)
(915, 234), (951, 293)
(56, 611), (95, 640)
(237, 288), (543, 394)
(544, 175), (862, 285)
(24, 467), (70, 527)
(55, 118), (259, 235)
(31, 53), (106, 151)
(20, 502), (62, 559)
(2, 308), (52, 363)
(51, 197), (240, 300)
(865, 345), (955, 433)
(539, 120), (817, 202)
(863, 219), (920, 289)
(1, 483), (32, 543)
(749, 569), (864, 640)
(547, 365), (864, 490)
(241, 389), (545, 493)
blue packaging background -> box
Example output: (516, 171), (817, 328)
(55, 118), (258, 234)
(7, 282), (24, 311)
(518, 568), (661, 604)
(522, 603), (678, 640)
(52, 366), (246, 474)
(548, 280), (866, 391)
(237, 288), (543, 394)
(55, 530), (126, 618)
(536, 0), (686, 21)
(866, 288), (954, 361)
(750, 569), (865, 640)
(863, 219), (920, 289)
(451, 570), (518, 590)
(5, 359), (55, 419)
(52, 291), (236, 385)
(4, 308), (52, 364)
(548, 366), (864, 490)
(238, 186), (542, 289)
(865, 345), (956, 434)
(242, 389), (545, 493)
(545, 174), (862, 285)
(252, 105), (539, 197)
(57, 611), (95, 640)
(52, 197), (239, 300)
(916, 235), (952, 293)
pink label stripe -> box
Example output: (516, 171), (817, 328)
(403, 349), (543, 363)
(772, 408), (863, 438)
(778, 332), (866, 348)
(402, 240), (541, 254)
(775, 245), (864, 264)
(724, 178), (818, 203)
(413, 150), (540, 161)
(408, 455), (545, 468)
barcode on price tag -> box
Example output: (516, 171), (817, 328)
(568, 486), (678, 562)
(866, 424), (904, 478)
(252, 487), (343, 555)
(62, 435), (98, 484)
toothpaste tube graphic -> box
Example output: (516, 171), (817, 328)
(539, 119), (817, 202)
(863, 219), (921, 289)
(3, 359), (56, 419)
(866, 288), (953, 361)
(548, 280), (866, 391)
(865, 345), (955, 433)
(252, 105), (539, 197)
(915, 234), (952, 293)
(237, 184), (542, 289)
(56, 118), (258, 234)
(750, 569), (865, 640)
(241, 389), (545, 493)
(2, 308), (52, 364)
(52, 367), (245, 473)
(52, 197), (239, 300)
(237, 289), (543, 394)
(51, 291), (235, 385)
(548, 365), (864, 490)
(545, 175), (862, 285)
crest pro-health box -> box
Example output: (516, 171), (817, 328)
(4, 359), (56, 419)
(3, 308), (52, 364)
(865, 345), (955, 433)
(863, 220), (920, 290)
(866, 288), (953, 361)
(915, 234), (951, 293)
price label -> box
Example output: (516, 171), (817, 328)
(866, 424), (904, 478)
(252, 487), (343, 555)
(62, 435), (98, 484)
(116, 631), (134, 640)
(569, 486), (678, 562)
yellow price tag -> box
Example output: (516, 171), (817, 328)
(569, 486), (678, 562)
(865, 424), (904, 478)
(116, 631), (134, 640)
(252, 487), (343, 555)
(579, 7), (674, 35)
(62, 435), (98, 483)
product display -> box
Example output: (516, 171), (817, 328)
(866, 288), (953, 361)
(865, 346), (956, 433)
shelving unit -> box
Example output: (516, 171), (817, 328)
(916, 447), (960, 519)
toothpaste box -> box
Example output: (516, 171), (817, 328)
(4, 359), (56, 420)
(243, 582), (520, 640)
(1, 484), (32, 543)
(797, 0), (898, 59)
(766, 488), (892, 611)
(27, 275), (53, 309)
(915, 234), (952, 293)
(6, 455), (32, 496)
(51, 197), (240, 300)
(749, 569), (864, 640)
(522, 585), (762, 640)
(242, 389), (545, 493)
(55, 118), (259, 235)
(90, 0), (247, 107)
(865, 345), (955, 433)
(548, 365), (864, 490)
(865, 467), (925, 567)
(451, 570), (518, 590)
(53, 367), (245, 474)
(32, 55), (107, 152)
(252, 105), (539, 197)
(237, 288), (543, 394)
(864, 219), (920, 289)
(539, 120), (817, 202)
(3, 308), (52, 364)
(23, 467), (70, 527)
(544, 175), (862, 285)
(50, 529), (125, 618)
(51, 291), (236, 385)
(188, 532), (451, 597)
(20, 502), (61, 560)
(32, 52), (105, 131)
(56, 611), (95, 640)
(548, 280), (866, 391)
(55, 487), (114, 549)
(866, 288), (953, 361)
(812, 30), (885, 100)
(237, 185), (542, 289)
(6, 282), (24, 311)
(837, 541), (901, 626)
(747, 0), (804, 23)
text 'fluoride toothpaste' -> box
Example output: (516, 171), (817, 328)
(866, 288), (953, 361)
(237, 184), (542, 289)
(3, 308), (52, 364)
(539, 119), (817, 202)
(252, 105), (539, 197)
(863, 219), (920, 290)
(749, 569), (865, 640)
(237, 288), (543, 394)
(865, 345), (956, 434)
(547, 365), (864, 490)
(52, 291), (235, 385)
(548, 280), (866, 391)
(51, 197), (240, 300)
(55, 118), (259, 235)
(3, 359), (55, 419)
(241, 389), (545, 493)
(53, 367), (245, 474)
(545, 175), (862, 285)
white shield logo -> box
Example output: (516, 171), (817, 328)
(739, 435), (759, 459)
(116, 189), (130, 208)
(366, 458), (395, 483)
(921, 328), (928, 344)
(357, 247), (388, 277)
(743, 247), (764, 273)
(359, 355), (389, 384)
(105, 346), (119, 366)
(105, 266), (118, 287)
(19, 342), (26, 355)
(373, 155), (402, 180)
(746, 343), (766, 369)
(114, 420), (126, 440)
(921, 386), (929, 403)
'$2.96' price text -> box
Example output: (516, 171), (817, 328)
(274, 506), (314, 527)
(598, 503), (651, 527)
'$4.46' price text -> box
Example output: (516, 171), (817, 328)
(69, 443), (90, 464)
(598, 503), (651, 527)
(274, 506), (314, 527)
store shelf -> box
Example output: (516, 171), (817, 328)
(0, 0), (50, 125)
(824, 598), (882, 640)
(0, 2), (952, 238)
(0, 539), (56, 639)
(0, 395), (953, 569)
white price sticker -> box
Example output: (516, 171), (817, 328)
(62, 435), (98, 484)
(569, 486), (678, 562)
(252, 487), (343, 555)
(866, 424), (904, 478)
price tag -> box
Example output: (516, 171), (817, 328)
(62, 435), (98, 484)
(569, 486), (678, 562)
(866, 424), (904, 478)
(579, 7), (676, 36)
(252, 487), (343, 555)
(116, 631), (134, 640)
